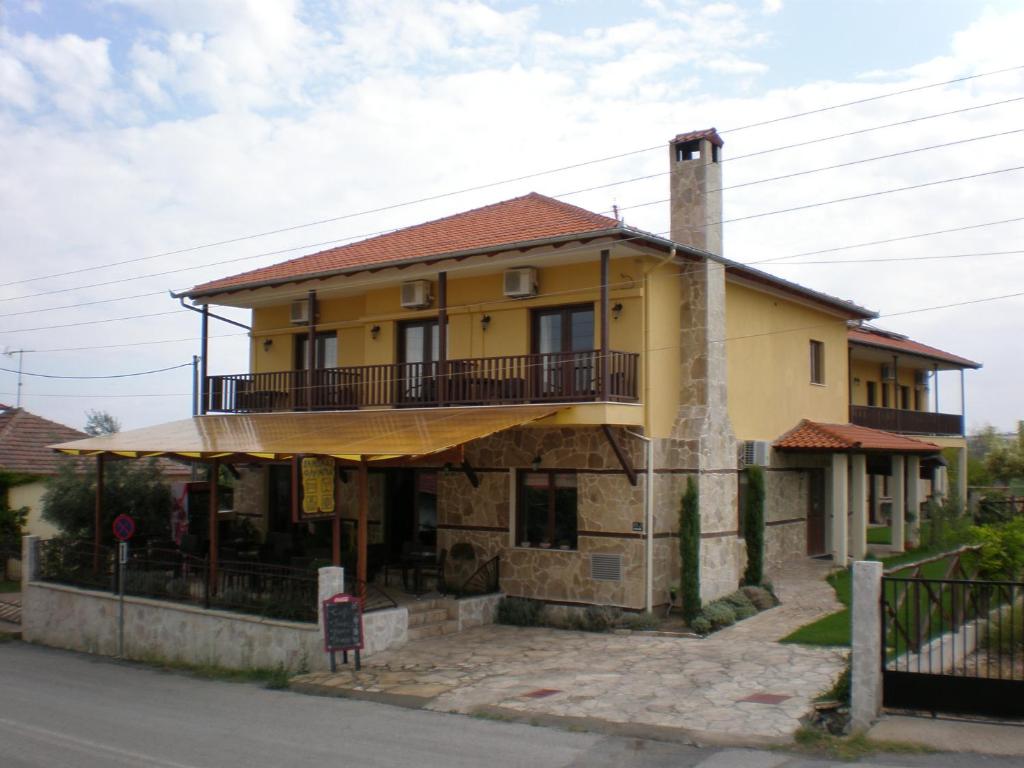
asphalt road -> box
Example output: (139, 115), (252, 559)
(0, 642), (1019, 768)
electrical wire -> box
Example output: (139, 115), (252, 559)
(0, 362), (192, 379)
(760, 249), (1024, 266)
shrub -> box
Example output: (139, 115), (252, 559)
(740, 585), (776, 611)
(690, 615), (711, 635)
(723, 591), (757, 620)
(972, 518), (1024, 581)
(742, 466), (766, 586)
(702, 601), (736, 630)
(620, 611), (662, 631)
(497, 597), (544, 626)
(680, 476), (701, 623)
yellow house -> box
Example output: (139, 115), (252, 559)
(53, 128), (981, 618)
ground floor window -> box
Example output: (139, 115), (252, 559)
(517, 471), (578, 550)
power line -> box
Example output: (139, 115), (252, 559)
(0, 310), (185, 334)
(763, 249), (1024, 266)
(2, 66), (1020, 292)
(0, 362), (192, 379)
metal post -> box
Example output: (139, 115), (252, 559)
(332, 459), (342, 567)
(94, 455), (104, 574)
(933, 363), (939, 414)
(960, 368), (966, 437)
(357, 458), (368, 590)
(208, 459), (219, 597)
(200, 305), (209, 415)
(191, 355), (199, 417)
(306, 290), (316, 410)
(600, 249), (610, 400)
(437, 272), (447, 406)
(118, 541), (128, 658)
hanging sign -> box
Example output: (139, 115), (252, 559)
(301, 456), (335, 517)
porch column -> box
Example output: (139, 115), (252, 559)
(357, 457), (368, 591)
(957, 447), (968, 507)
(850, 454), (867, 561)
(200, 305), (209, 414)
(906, 455), (921, 548)
(830, 453), (848, 566)
(208, 459), (219, 596)
(890, 455), (905, 553)
(93, 454), (105, 573)
(871, 474), (883, 525)
(332, 459), (342, 567)
(437, 271), (447, 406)
(306, 290), (316, 411)
(599, 248), (610, 401)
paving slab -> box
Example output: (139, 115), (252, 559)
(292, 558), (848, 745)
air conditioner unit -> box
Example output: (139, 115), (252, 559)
(914, 370), (927, 386)
(400, 280), (432, 309)
(881, 364), (896, 381)
(503, 267), (538, 298)
(742, 440), (770, 467)
(289, 300), (310, 324)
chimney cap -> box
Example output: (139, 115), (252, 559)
(670, 128), (723, 148)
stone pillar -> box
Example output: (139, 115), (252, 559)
(317, 566), (345, 634)
(21, 535), (39, 589)
(831, 454), (849, 566)
(890, 455), (905, 553)
(851, 560), (883, 731)
(906, 455), (921, 548)
(850, 454), (868, 561)
(871, 475), (883, 524)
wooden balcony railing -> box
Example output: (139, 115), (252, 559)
(205, 350), (639, 414)
(849, 405), (963, 436)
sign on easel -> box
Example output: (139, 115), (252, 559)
(322, 593), (364, 672)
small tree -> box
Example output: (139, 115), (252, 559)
(84, 409), (120, 437)
(42, 459), (172, 544)
(0, 470), (32, 539)
(742, 465), (766, 586)
(680, 476), (701, 623)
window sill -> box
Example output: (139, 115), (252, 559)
(810, 382), (827, 388)
(516, 544), (577, 552)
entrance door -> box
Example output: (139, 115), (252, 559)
(806, 468), (827, 556)
(294, 332), (338, 409)
(531, 305), (595, 399)
(399, 320), (439, 405)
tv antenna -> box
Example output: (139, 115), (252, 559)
(2, 347), (33, 408)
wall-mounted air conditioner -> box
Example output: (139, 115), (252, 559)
(881, 364), (896, 381)
(400, 280), (433, 309)
(503, 267), (538, 298)
(914, 370), (927, 386)
(289, 300), (310, 324)
(742, 440), (770, 467)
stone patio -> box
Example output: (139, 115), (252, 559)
(292, 558), (846, 744)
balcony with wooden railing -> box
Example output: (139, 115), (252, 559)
(849, 405), (963, 436)
(205, 350), (640, 414)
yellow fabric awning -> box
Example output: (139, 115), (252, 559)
(51, 405), (562, 462)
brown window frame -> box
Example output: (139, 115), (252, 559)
(809, 339), (825, 385)
(515, 470), (578, 550)
(866, 381), (877, 407)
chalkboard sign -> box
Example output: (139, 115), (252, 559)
(323, 594), (364, 653)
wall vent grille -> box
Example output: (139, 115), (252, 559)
(590, 553), (622, 582)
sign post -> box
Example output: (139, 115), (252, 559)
(322, 593), (364, 672)
(112, 514), (136, 659)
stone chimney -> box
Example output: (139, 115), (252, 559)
(668, 128), (724, 256)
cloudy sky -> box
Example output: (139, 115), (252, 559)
(0, 0), (1021, 433)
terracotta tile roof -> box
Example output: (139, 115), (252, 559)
(848, 327), (980, 369)
(773, 419), (941, 453)
(188, 192), (619, 296)
(0, 406), (88, 475)
(671, 127), (724, 147)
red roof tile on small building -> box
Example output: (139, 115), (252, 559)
(671, 128), (724, 147)
(848, 328), (980, 369)
(188, 193), (620, 296)
(0, 406), (89, 475)
(773, 420), (941, 453)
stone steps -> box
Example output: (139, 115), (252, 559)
(407, 619), (459, 641)
(405, 597), (458, 641)
(407, 607), (449, 627)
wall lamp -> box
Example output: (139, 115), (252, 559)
(481, 314), (491, 332)
(370, 324), (381, 340)
(612, 303), (623, 321)
(531, 454), (542, 472)
(262, 338), (274, 352)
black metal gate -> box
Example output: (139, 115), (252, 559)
(882, 575), (1024, 718)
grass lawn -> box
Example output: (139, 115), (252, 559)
(867, 526), (891, 545)
(781, 545), (966, 647)
(0, 580), (19, 593)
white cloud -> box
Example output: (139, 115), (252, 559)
(0, 49), (37, 110)
(761, 0), (782, 15)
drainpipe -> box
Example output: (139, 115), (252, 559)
(625, 429), (654, 613)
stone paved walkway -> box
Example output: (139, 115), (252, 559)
(293, 559), (846, 744)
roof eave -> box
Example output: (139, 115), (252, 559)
(848, 338), (982, 370)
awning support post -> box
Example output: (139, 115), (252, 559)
(460, 460), (479, 489)
(602, 425), (637, 486)
(357, 457), (368, 594)
(600, 249), (610, 401)
(208, 459), (219, 597)
(306, 290), (317, 411)
(332, 459), (342, 567)
(93, 454), (104, 574)
(200, 305), (209, 415)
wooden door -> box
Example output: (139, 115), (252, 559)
(806, 468), (827, 556)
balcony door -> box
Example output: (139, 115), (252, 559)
(294, 332), (338, 409)
(399, 320), (439, 405)
(531, 305), (595, 399)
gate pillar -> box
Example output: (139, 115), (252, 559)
(851, 559), (883, 731)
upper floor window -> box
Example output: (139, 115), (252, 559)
(809, 340), (825, 385)
(295, 331), (337, 370)
(900, 385), (911, 410)
(866, 381), (877, 406)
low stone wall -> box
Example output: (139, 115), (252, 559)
(455, 592), (502, 631)
(21, 581), (407, 673)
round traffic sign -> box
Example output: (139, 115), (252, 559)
(112, 514), (136, 542)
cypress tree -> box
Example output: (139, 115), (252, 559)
(742, 465), (766, 586)
(680, 476), (701, 623)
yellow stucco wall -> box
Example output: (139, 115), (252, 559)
(9, 480), (61, 539)
(849, 356), (930, 410)
(725, 281), (849, 441)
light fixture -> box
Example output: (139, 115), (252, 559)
(612, 302), (623, 320)
(442, 462), (452, 475)
(370, 324), (381, 340)
(262, 338), (273, 352)
(481, 314), (491, 332)
(531, 454), (542, 472)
